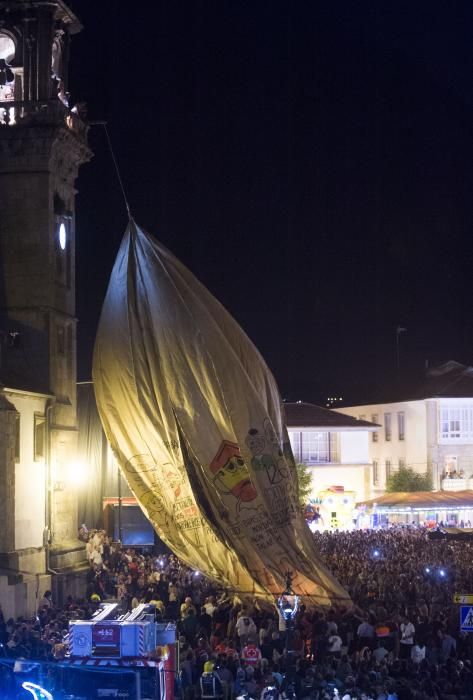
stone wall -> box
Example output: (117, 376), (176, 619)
(0, 391), (17, 553)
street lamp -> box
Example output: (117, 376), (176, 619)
(277, 572), (299, 697)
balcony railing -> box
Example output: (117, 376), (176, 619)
(0, 99), (88, 141)
(441, 477), (472, 491)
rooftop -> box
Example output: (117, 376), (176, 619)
(416, 361), (473, 399)
(342, 361), (473, 407)
(284, 401), (378, 431)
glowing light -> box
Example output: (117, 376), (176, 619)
(66, 460), (88, 488)
(22, 682), (54, 700)
(425, 567), (431, 573)
(58, 222), (67, 250)
(194, 571), (200, 577)
(373, 550), (380, 557)
(439, 569), (446, 577)
(59, 223), (67, 250)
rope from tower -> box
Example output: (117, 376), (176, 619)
(91, 121), (132, 220)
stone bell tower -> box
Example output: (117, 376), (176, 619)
(0, 0), (91, 609)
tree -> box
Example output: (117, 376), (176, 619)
(386, 466), (432, 493)
(295, 463), (313, 506)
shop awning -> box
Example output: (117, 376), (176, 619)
(357, 490), (473, 511)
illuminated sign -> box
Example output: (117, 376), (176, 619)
(22, 682), (54, 700)
(92, 623), (121, 656)
(453, 593), (473, 604)
(92, 624), (121, 645)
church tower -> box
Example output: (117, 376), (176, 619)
(0, 0), (91, 611)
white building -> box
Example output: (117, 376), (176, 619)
(338, 361), (473, 494)
(0, 386), (51, 618)
(284, 401), (378, 505)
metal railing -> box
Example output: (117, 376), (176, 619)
(0, 99), (88, 141)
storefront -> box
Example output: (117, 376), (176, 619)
(356, 490), (473, 528)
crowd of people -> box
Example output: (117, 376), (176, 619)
(0, 525), (472, 700)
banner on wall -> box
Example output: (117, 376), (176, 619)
(93, 220), (350, 605)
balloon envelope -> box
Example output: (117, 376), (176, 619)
(93, 220), (350, 605)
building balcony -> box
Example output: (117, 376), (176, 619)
(441, 477), (471, 491)
(0, 99), (88, 142)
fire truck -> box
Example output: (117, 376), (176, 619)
(67, 603), (177, 700)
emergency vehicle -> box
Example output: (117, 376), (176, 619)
(67, 603), (177, 700)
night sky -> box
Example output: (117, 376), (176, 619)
(69, 1), (473, 406)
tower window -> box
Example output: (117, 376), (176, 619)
(34, 414), (46, 462)
(66, 325), (73, 376)
(14, 413), (20, 463)
(57, 325), (65, 355)
(0, 33), (16, 116)
(0, 34), (15, 63)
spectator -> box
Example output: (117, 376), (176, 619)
(357, 618), (375, 650)
(235, 613), (257, 648)
(200, 660), (223, 699)
(399, 615), (415, 659)
(3, 522), (473, 700)
(439, 630), (457, 661)
(410, 641), (426, 664)
(38, 591), (53, 609)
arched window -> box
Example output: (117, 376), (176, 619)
(0, 34), (15, 63)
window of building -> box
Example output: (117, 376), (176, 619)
(14, 412), (20, 463)
(0, 34), (15, 62)
(288, 431), (301, 462)
(301, 431), (330, 463)
(440, 405), (473, 440)
(373, 460), (379, 486)
(329, 432), (339, 462)
(398, 411), (405, 441)
(66, 325), (73, 376)
(384, 413), (392, 441)
(289, 430), (335, 464)
(385, 459), (391, 479)
(0, 33), (18, 122)
(57, 324), (65, 355)
(372, 414), (378, 442)
(34, 414), (46, 461)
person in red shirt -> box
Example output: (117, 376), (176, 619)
(128, 558), (139, 580)
(241, 642), (262, 666)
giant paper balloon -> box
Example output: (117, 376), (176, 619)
(93, 220), (350, 605)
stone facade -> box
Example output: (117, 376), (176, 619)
(0, 1), (92, 613)
(0, 392), (17, 554)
